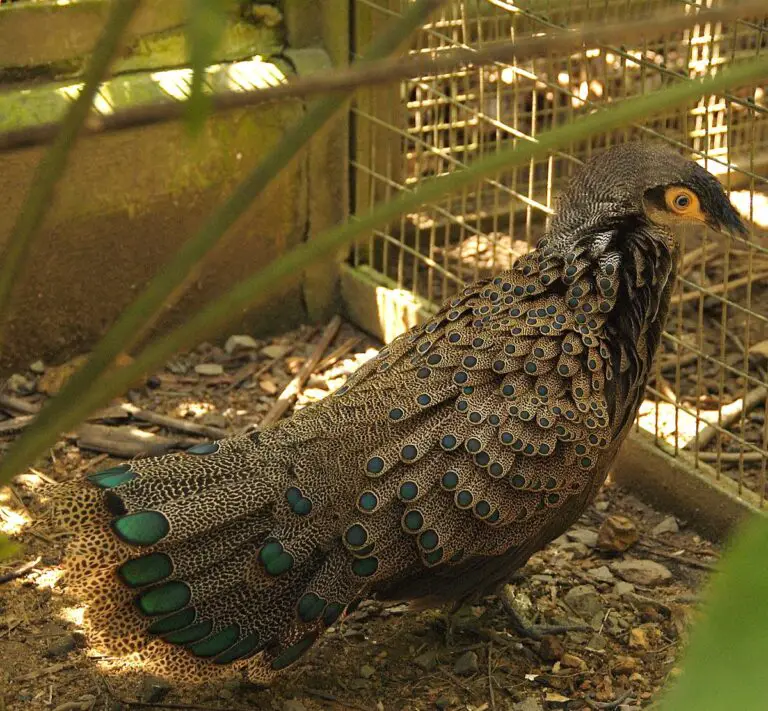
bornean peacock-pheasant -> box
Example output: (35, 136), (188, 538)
(50, 142), (747, 683)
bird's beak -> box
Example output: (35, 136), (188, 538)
(709, 203), (749, 237)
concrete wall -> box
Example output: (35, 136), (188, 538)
(0, 0), (348, 372)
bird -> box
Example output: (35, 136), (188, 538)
(49, 142), (746, 684)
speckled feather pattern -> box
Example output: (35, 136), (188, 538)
(50, 143), (741, 684)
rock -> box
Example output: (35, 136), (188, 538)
(359, 664), (376, 679)
(558, 541), (590, 559)
(44, 635), (77, 659)
(513, 698), (545, 711)
(561, 652), (588, 671)
(597, 515), (639, 553)
(453, 650), (479, 675)
(225, 334), (260, 354)
(139, 676), (171, 704)
(194, 363), (224, 376)
(538, 634), (565, 662)
(7, 373), (35, 395)
(261, 344), (292, 359)
(628, 627), (649, 650)
(652, 516), (680, 536)
(589, 565), (615, 583)
(566, 527), (599, 548)
(611, 559), (672, 586)
(218, 688), (233, 700)
(29, 360), (45, 374)
(282, 701), (307, 711)
(614, 581), (635, 597)
(586, 633), (607, 651)
(612, 655), (640, 676)
(564, 584), (604, 620)
(414, 650), (438, 671)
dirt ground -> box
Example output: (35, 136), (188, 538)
(0, 322), (722, 711)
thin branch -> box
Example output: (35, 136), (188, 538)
(259, 316), (342, 427)
(1, 52), (766, 485)
(2, 1), (765, 152)
(685, 386), (767, 451)
(0, 0), (141, 333)
(0, 556), (42, 585)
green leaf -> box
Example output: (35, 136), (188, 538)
(658, 515), (768, 711)
(0, 533), (20, 562)
(184, 0), (230, 133)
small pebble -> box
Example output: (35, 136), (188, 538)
(538, 634), (564, 662)
(195, 363), (224, 376)
(29, 360), (45, 374)
(225, 334), (260, 354)
(261, 344), (292, 359)
(360, 664), (376, 679)
(597, 515), (639, 553)
(561, 652), (587, 671)
(566, 527), (599, 548)
(652, 516), (680, 536)
(453, 650), (479, 675)
(565, 584), (604, 620)
(414, 650), (438, 671)
(611, 559), (672, 586)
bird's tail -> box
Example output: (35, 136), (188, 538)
(48, 431), (359, 684)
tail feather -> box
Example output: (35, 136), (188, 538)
(49, 433), (365, 683)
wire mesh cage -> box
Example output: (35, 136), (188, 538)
(348, 0), (768, 515)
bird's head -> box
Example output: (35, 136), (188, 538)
(551, 142), (748, 248)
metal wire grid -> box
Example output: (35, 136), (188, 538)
(349, 0), (768, 503)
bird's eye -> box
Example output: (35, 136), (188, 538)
(664, 186), (699, 216)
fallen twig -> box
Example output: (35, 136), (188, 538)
(14, 661), (77, 682)
(260, 317), (342, 428)
(73, 424), (198, 458)
(316, 336), (365, 371)
(0, 393), (41, 415)
(635, 542), (716, 571)
(685, 386), (767, 451)
(119, 403), (228, 440)
(0, 556), (42, 585)
(0, 415), (35, 436)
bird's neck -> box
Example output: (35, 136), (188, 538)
(605, 221), (679, 425)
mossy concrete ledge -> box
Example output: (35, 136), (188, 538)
(0, 55), (318, 372)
